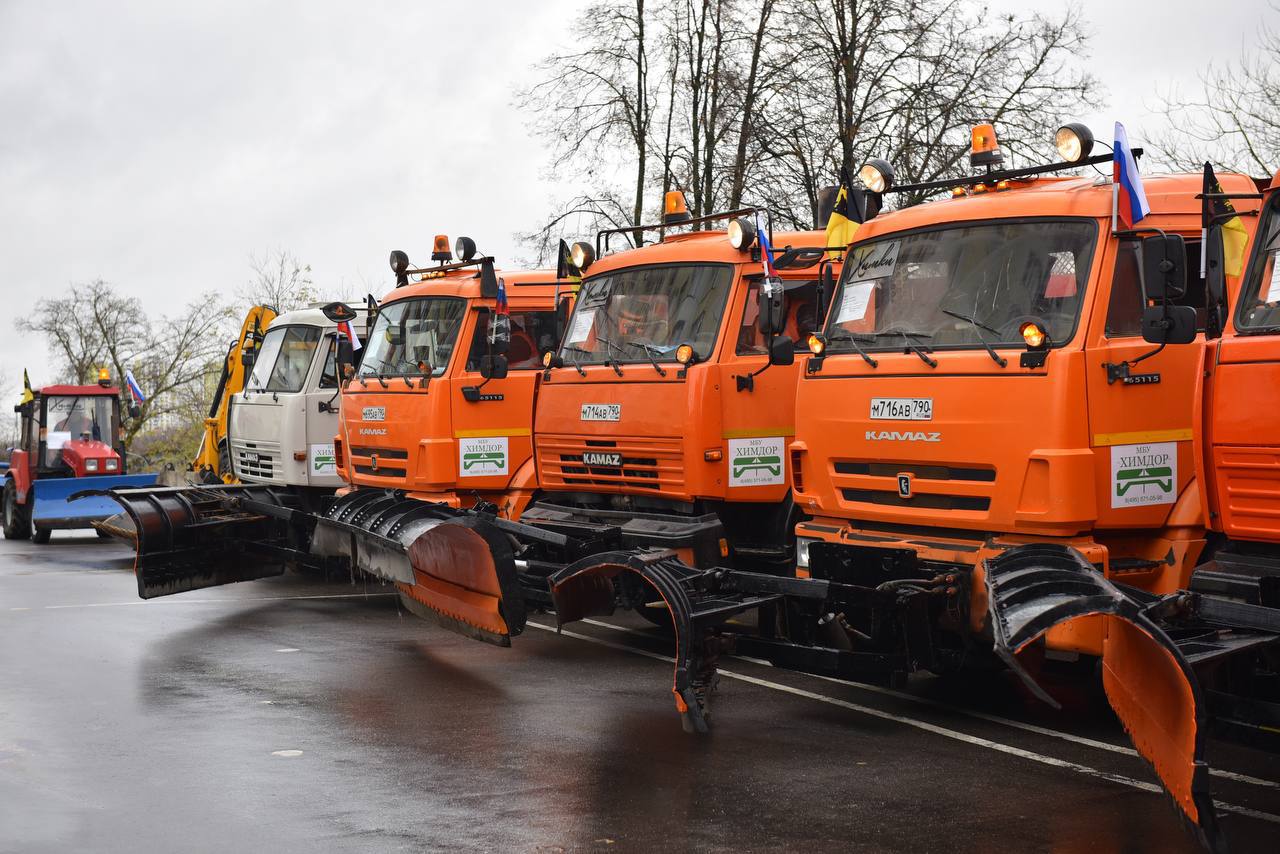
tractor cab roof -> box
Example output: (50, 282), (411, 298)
(37, 385), (121, 397)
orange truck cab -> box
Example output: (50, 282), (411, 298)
(332, 241), (571, 520)
(519, 199), (837, 574)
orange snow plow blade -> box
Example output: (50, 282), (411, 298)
(310, 490), (526, 646)
(983, 544), (1219, 850)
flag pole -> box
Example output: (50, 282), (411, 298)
(1111, 181), (1118, 235)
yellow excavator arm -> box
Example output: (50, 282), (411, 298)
(192, 304), (278, 483)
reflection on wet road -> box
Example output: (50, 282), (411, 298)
(2, 533), (1277, 853)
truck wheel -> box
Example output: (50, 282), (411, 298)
(31, 525), (51, 544)
(2, 479), (31, 541)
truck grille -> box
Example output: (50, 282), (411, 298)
(538, 435), (685, 497)
(232, 440), (279, 481)
(832, 457), (995, 516)
(347, 445), (410, 483)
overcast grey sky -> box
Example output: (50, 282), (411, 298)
(1, 0), (1271, 397)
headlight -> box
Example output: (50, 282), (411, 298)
(85, 459), (99, 472)
(796, 537), (816, 569)
(569, 241), (595, 272)
(389, 250), (409, 274)
(455, 236), (477, 262)
(858, 158), (895, 194)
(1054, 123), (1094, 163)
(105, 458), (119, 471)
(727, 217), (757, 250)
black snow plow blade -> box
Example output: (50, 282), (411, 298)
(83, 484), (308, 599)
(309, 490), (539, 646)
(983, 544), (1221, 849)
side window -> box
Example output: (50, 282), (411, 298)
(318, 337), (339, 389)
(468, 309), (560, 371)
(736, 280), (820, 354)
(1106, 240), (1205, 338)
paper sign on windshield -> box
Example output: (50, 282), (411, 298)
(847, 241), (900, 280)
(836, 281), (876, 323)
(47, 430), (71, 450)
(1266, 253), (1280, 302)
(1110, 442), (1177, 509)
(566, 308), (597, 345)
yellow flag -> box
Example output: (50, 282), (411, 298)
(824, 185), (859, 260)
(19, 369), (33, 406)
(1204, 163), (1248, 277)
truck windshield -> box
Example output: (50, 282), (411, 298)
(44, 395), (112, 466)
(1235, 191), (1280, 332)
(557, 264), (733, 364)
(823, 219), (1097, 353)
(358, 297), (466, 379)
(247, 326), (322, 392)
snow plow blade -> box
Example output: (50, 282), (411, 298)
(983, 544), (1219, 850)
(32, 473), (158, 529)
(81, 484), (304, 599)
(310, 490), (526, 646)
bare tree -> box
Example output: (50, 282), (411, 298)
(25, 281), (231, 450)
(241, 249), (318, 313)
(1153, 4), (1280, 174)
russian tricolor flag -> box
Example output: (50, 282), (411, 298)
(124, 370), (146, 404)
(754, 210), (778, 278)
(1113, 122), (1150, 229)
(337, 320), (362, 351)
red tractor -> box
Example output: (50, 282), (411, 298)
(3, 374), (157, 543)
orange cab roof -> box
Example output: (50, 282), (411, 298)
(380, 267), (565, 306)
(588, 228), (829, 278)
(854, 172), (1260, 242)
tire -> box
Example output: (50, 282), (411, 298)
(2, 479), (31, 541)
(32, 525), (51, 544)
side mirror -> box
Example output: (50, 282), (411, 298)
(320, 302), (357, 323)
(757, 277), (786, 335)
(479, 259), (499, 299)
(1141, 233), (1187, 301)
(241, 348), (256, 371)
(1142, 305), (1198, 345)
(768, 335), (795, 366)
(385, 324), (404, 347)
(479, 354), (509, 380)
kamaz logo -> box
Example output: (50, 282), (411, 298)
(865, 430), (941, 443)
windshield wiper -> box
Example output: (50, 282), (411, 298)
(827, 333), (878, 368)
(939, 309), (1008, 367)
(874, 329), (938, 368)
(563, 345), (589, 377)
(595, 336), (626, 376)
(629, 341), (668, 376)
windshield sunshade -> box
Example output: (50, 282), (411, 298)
(558, 264), (733, 365)
(824, 219), (1097, 353)
(359, 297), (466, 379)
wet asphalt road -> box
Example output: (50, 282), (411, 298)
(2, 533), (1278, 853)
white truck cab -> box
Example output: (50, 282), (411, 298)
(228, 307), (366, 490)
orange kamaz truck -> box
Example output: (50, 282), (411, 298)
(518, 195), (836, 576)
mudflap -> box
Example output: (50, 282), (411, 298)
(548, 550), (770, 734)
(81, 484), (303, 599)
(311, 489), (526, 646)
(983, 544), (1219, 851)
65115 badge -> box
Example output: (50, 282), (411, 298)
(728, 437), (785, 487)
(1110, 441), (1177, 508)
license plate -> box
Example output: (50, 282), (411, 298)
(869, 397), (932, 421)
(580, 404), (620, 422)
(362, 406), (386, 421)
(582, 452), (622, 467)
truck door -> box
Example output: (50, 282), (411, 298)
(1207, 199), (1280, 543)
(448, 307), (557, 515)
(303, 333), (344, 486)
(1085, 236), (1207, 539)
